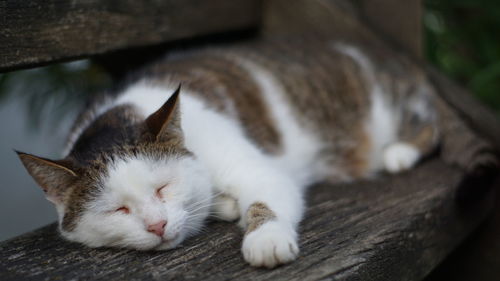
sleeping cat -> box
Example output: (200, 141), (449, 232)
(17, 37), (439, 268)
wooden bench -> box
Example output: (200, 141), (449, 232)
(1, 0), (499, 280)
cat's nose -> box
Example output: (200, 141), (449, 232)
(147, 220), (167, 237)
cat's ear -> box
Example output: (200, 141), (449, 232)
(145, 85), (182, 141)
(16, 151), (77, 204)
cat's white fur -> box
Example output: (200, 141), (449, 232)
(237, 59), (332, 186)
(63, 45), (423, 267)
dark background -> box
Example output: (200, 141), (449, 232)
(425, 0), (500, 113)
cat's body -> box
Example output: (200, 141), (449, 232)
(18, 37), (438, 268)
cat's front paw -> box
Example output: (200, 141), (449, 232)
(241, 221), (299, 268)
(383, 142), (420, 173)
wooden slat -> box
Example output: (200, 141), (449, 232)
(0, 160), (494, 281)
(425, 187), (500, 281)
(426, 66), (500, 150)
(0, 0), (261, 72)
(359, 0), (423, 58)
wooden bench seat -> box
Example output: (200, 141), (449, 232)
(0, 159), (493, 280)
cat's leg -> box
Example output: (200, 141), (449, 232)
(382, 77), (441, 173)
(215, 161), (304, 268)
(182, 94), (304, 267)
(384, 123), (438, 173)
(192, 136), (304, 267)
(383, 142), (420, 173)
(238, 173), (303, 268)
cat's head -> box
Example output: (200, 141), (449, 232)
(17, 87), (213, 250)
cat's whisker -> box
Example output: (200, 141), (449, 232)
(191, 191), (224, 202)
(183, 223), (208, 235)
(185, 213), (216, 220)
(185, 199), (212, 209)
(188, 209), (227, 217)
(185, 193), (224, 210)
(186, 202), (226, 213)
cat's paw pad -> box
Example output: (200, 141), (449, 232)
(383, 142), (420, 173)
(212, 194), (240, 221)
(242, 221), (299, 268)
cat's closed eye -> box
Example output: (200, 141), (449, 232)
(115, 206), (130, 214)
(156, 185), (168, 200)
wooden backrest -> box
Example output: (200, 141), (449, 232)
(1, 0), (423, 74)
(359, 0), (422, 58)
(0, 0), (261, 73)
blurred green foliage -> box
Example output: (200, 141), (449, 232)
(425, 0), (500, 112)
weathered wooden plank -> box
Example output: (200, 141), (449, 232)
(426, 66), (500, 150)
(263, 0), (423, 59)
(359, 0), (423, 58)
(425, 186), (500, 281)
(0, 0), (261, 72)
(0, 160), (494, 281)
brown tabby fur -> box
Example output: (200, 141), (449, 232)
(139, 37), (438, 179)
(245, 202), (277, 234)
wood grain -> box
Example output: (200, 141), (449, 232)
(426, 66), (500, 150)
(0, 160), (494, 280)
(359, 0), (423, 58)
(0, 0), (261, 72)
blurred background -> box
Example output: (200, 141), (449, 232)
(0, 61), (111, 241)
(0, 0), (499, 242)
(425, 0), (500, 113)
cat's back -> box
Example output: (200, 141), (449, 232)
(139, 37), (380, 181)
(227, 38), (436, 179)
(65, 37), (435, 181)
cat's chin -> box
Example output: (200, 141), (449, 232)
(114, 237), (182, 251)
(155, 234), (184, 250)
